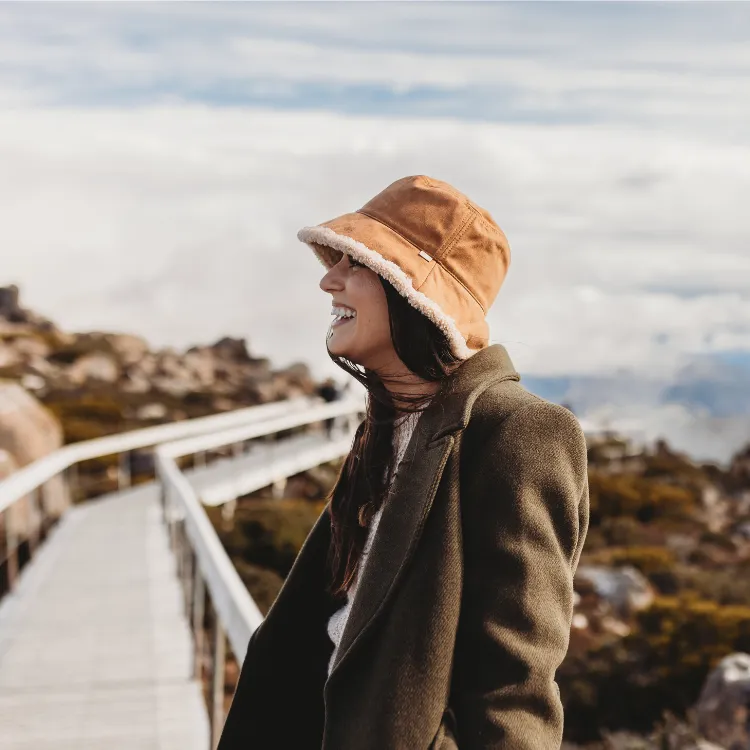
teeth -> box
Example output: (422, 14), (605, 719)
(332, 307), (356, 319)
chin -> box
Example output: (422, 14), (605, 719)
(329, 345), (360, 365)
(328, 335), (363, 364)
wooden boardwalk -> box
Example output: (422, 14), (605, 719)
(0, 485), (209, 750)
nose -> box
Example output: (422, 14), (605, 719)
(319, 255), (346, 295)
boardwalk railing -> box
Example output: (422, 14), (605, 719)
(0, 392), (365, 749)
(154, 396), (365, 746)
(0, 395), (315, 594)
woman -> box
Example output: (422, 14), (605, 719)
(218, 175), (590, 750)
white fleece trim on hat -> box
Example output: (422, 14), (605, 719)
(297, 225), (476, 360)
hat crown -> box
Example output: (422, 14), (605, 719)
(355, 175), (510, 320)
(357, 175), (509, 270)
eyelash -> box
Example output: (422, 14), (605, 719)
(349, 257), (363, 268)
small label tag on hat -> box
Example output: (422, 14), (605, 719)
(418, 250), (433, 262)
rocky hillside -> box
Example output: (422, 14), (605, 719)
(559, 434), (750, 748)
(0, 285), (318, 445)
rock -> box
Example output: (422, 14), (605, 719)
(135, 403), (168, 421)
(212, 397), (235, 412)
(107, 334), (150, 367)
(571, 613), (588, 630)
(206, 337), (253, 363)
(0, 448), (16, 478)
(0, 285), (23, 322)
(121, 370), (152, 394)
(0, 286), (57, 332)
(694, 652), (750, 749)
(0, 383), (61, 463)
(20, 373), (46, 392)
(280, 361), (312, 381)
(575, 565), (655, 618)
(0, 448), (32, 539)
(183, 350), (217, 388)
(66, 353), (120, 385)
(0, 383), (69, 519)
(0, 343), (22, 370)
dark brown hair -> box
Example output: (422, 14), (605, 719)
(324, 272), (463, 600)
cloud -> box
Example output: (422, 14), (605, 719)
(0, 4), (748, 137)
(1, 105), (748, 387)
(0, 3), (747, 461)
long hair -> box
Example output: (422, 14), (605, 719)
(324, 273), (464, 600)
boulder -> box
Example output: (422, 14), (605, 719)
(67, 352), (120, 385)
(0, 382), (70, 518)
(694, 652), (750, 749)
(575, 565), (655, 618)
(107, 334), (149, 367)
(135, 403), (168, 421)
(0, 285), (23, 322)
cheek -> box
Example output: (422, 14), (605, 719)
(350, 274), (391, 337)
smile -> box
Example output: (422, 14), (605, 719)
(331, 305), (357, 328)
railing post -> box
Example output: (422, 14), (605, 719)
(159, 481), (167, 520)
(220, 499), (236, 531)
(27, 487), (41, 557)
(211, 617), (227, 750)
(175, 518), (185, 583)
(181, 532), (193, 615)
(4, 511), (18, 592)
(192, 566), (205, 680)
(118, 451), (131, 490)
(66, 462), (79, 504)
(271, 477), (286, 500)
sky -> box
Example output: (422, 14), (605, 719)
(1, 2), (749, 460)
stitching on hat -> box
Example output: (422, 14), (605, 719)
(297, 225), (476, 360)
(421, 256), (486, 315)
(438, 202), (475, 260)
(354, 209), (426, 255)
(476, 215), (510, 263)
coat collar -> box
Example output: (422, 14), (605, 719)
(253, 344), (520, 689)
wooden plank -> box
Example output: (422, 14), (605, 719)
(0, 485), (209, 749)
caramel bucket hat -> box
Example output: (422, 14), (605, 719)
(297, 175), (511, 360)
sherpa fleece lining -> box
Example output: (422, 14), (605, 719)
(297, 224), (477, 360)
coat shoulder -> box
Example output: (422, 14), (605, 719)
(466, 379), (587, 451)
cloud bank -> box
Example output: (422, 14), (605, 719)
(1, 3), (748, 461)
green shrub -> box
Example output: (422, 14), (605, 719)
(216, 498), (324, 578)
(232, 560), (285, 616)
(560, 594), (750, 743)
(588, 472), (696, 527)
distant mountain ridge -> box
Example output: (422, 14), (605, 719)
(523, 353), (750, 465)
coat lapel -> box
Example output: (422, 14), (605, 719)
(326, 343), (521, 683)
(327, 420), (455, 681)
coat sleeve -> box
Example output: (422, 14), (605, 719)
(451, 400), (589, 749)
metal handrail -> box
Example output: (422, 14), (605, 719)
(160, 396), (365, 459)
(0, 396), (314, 516)
(156, 453), (265, 657)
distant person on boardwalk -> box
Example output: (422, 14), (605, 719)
(219, 176), (590, 750)
(317, 377), (341, 438)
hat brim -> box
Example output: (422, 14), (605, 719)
(297, 212), (479, 360)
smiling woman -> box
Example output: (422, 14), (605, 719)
(217, 175), (590, 750)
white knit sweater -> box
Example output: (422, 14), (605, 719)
(326, 406), (427, 676)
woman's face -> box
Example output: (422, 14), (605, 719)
(319, 251), (395, 370)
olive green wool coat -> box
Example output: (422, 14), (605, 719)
(217, 344), (590, 750)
